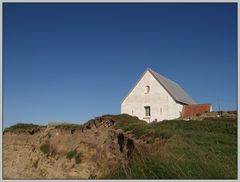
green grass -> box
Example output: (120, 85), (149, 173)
(40, 143), (56, 157)
(53, 123), (83, 130)
(104, 114), (237, 179)
(40, 144), (50, 154)
(66, 150), (83, 164)
(66, 150), (77, 159)
(75, 152), (83, 164)
(4, 123), (44, 131)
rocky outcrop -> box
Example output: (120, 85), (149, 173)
(3, 117), (135, 179)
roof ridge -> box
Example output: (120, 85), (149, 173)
(122, 67), (196, 105)
(147, 68), (196, 105)
(148, 68), (179, 86)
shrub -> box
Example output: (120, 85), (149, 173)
(40, 144), (50, 154)
(75, 152), (83, 164)
(66, 150), (83, 164)
(40, 143), (56, 157)
(66, 150), (77, 159)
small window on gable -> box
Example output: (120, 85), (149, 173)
(145, 86), (150, 94)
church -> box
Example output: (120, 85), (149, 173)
(121, 68), (210, 122)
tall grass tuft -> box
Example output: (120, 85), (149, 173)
(40, 144), (50, 154)
(66, 150), (83, 164)
(75, 152), (83, 164)
(66, 150), (77, 159)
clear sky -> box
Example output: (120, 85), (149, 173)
(3, 3), (237, 127)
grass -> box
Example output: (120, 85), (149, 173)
(110, 114), (174, 140)
(104, 114), (237, 179)
(52, 123), (83, 130)
(40, 144), (50, 154)
(40, 143), (56, 157)
(66, 150), (83, 164)
(4, 123), (44, 131)
(75, 152), (83, 164)
(66, 150), (77, 159)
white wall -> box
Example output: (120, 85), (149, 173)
(121, 71), (183, 123)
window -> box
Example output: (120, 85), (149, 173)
(144, 106), (151, 116)
(145, 85), (150, 94)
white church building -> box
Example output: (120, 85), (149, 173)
(121, 68), (196, 122)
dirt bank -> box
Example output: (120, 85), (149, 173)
(3, 117), (136, 179)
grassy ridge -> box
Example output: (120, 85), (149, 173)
(106, 114), (237, 179)
(4, 123), (44, 131)
(54, 123), (83, 130)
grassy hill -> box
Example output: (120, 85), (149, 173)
(3, 114), (237, 179)
(105, 114), (237, 179)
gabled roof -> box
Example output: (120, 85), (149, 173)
(121, 68), (196, 105)
(148, 68), (196, 105)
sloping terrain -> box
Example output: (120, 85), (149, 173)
(108, 114), (237, 179)
(3, 113), (237, 179)
(3, 117), (135, 179)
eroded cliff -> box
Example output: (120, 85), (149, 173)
(3, 117), (135, 179)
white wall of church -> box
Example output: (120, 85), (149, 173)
(121, 71), (183, 123)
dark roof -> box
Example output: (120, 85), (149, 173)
(122, 68), (196, 105)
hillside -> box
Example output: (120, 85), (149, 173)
(3, 114), (237, 179)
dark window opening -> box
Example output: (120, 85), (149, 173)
(144, 106), (151, 116)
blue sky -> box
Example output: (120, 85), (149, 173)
(3, 3), (237, 127)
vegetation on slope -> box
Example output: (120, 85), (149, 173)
(53, 123), (83, 130)
(40, 143), (50, 154)
(4, 114), (237, 179)
(4, 123), (45, 132)
(66, 149), (83, 164)
(105, 114), (237, 179)
(40, 143), (56, 157)
(66, 149), (78, 159)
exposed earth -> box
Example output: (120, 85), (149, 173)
(3, 111), (237, 179)
(3, 117), (136, 179)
